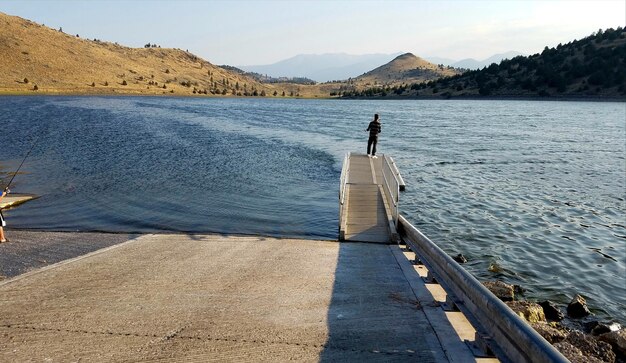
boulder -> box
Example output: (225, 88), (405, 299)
(506, 301), (546, 324)
(483, 280), (514, 301)
(566, 330), (616, 363)
(531, 322), (567, 344)
(584, 321), (620, 336)
(599, 329), (626, 359)
(554, 341), (605, 363)
(539, 300), (565, 321)
(513, 284), (526, 296)
(567, 294), (591, 318)
(453, 253), (467, 264)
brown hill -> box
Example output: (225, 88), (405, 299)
(0, 12), (278, 96)
(353, 53), (459, 87)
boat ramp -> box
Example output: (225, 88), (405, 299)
(0, 153), (568, 362)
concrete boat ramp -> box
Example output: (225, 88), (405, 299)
(1, 153), (566, 362)
(0, 233), (490, 362)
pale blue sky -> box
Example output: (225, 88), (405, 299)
(1, 0), (624, 65)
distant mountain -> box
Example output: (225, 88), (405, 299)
(354, 53), (460, 86)
(423, 56), (458, 66)
(452, 51), (525, 69)
(238, 53), (402, 82)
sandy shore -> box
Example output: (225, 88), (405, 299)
(0, 230), (138, 280)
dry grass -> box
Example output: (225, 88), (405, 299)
(0, 12), (284, 97)
(354, 53), (459, 88)
(0, 13), (459, 99)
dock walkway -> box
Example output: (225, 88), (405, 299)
(0, 233), (486, 362)
(339, 153), (401, 243)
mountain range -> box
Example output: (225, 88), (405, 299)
(240, 51), (524, 82)
(2, 11), (622, 100)
(238, 53), (402, 82)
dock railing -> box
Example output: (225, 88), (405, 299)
(398, 215), (569, 363)
(382, 155), (400, 226)
(338, 153), (350, 240)
(339, 153), (349, 207)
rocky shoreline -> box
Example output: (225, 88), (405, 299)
(482, 280), (625, 363)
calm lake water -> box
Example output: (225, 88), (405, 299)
(1, 96), (624, 323)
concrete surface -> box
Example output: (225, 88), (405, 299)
(0, 233), (486, 362)
(0, 230), (138, 279)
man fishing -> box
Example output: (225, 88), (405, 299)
(0, 188), (9, 243)
(366, 113), (382, 157)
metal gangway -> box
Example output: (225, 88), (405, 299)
(339, 152), (404, 243)
(338, 152), (569, 362)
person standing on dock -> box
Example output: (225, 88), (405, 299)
(366, 113), (382, 157)
(0, 188), (9, 243)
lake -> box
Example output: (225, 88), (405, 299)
(1, 96), (624, 324)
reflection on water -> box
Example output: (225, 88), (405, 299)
(0, 96), (624, 323)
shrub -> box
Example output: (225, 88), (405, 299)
(23, 78), (29, 84)
(104, 81), (108, 86)
(91, 82), (95, 87)
(33, 85), (38, 91)
(121, 80), (127, 85)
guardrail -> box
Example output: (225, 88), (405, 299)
(398, 215), (569, 363)
(385, 156), (405, 191)
(338, 153), (350, 240)
(381, 155), (400, 225)
(339, 153), (349, 206)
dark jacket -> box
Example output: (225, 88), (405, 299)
(367, 120), (381, 137)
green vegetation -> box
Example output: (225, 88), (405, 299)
(343, 27), (626, 99)
(219, 65), (316, 85)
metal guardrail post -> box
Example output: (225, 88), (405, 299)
(398, 215), (569, 363)
(381, 155), (400, 226)
(338, 153), (350, 241)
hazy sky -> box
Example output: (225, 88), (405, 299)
(1, 0), (624, 65)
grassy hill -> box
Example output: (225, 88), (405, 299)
(0, 12), (281, 97)
(353, 53), (459, 86)
(345, 28), (626, 99)
(311, 53), (461, 98)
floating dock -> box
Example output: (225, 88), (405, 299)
(339, 153), (402, 243)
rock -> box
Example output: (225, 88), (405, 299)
(584, 321), (618, 336)
(599, 329), (626, 358)
(554, 341), (605, 363)
(566, 330), (616, 363)
(483, 280), (514, 301)
(531, 322), (567, 344)
(506, 301), (546, 324)
(513, 284), (526, 296)
(539, 300), (565, 321)
(453, 253), (467, 264)
(567, 294), (591, 318)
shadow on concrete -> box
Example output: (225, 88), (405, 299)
(319, 241), (444, 362)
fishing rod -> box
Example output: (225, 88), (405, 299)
(3, 133), (42, 192)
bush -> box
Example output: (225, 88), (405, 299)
(23, 78), (29, 84)
(33, 85), (38, 91)
(121, 80), (127, 86)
